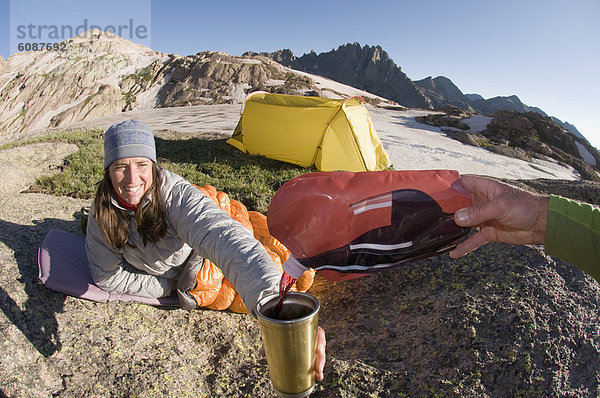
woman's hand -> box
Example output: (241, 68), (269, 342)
(258, 326), (327, 381)
(314, 326), (326, 381)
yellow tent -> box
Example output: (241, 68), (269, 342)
(226, 92), (391, 172)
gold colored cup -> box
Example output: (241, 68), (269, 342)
(255, 292), (320, 398)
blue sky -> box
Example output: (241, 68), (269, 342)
(2, 0), (599, 148)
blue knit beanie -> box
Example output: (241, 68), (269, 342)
(104, 119), (156, 169)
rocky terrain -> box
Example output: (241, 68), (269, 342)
(0, 30), (164, 142)
(413, 76), (476, 112)
(1, 32), (599, 397)
(0, 32), (309, 142)
(150, 52), (315, 107)
(1, 33), (397, 145)
(1, 132), (599, 397)
(415, 108), (600, 181)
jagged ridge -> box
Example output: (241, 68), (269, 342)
(253, 43), (583, 140)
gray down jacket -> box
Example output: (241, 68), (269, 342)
(85, 168), (280, 314)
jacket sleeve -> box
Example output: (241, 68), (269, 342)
(165, 182), (280, 314)
(85, 203), (173, 298)
(545, 195), (600, 284)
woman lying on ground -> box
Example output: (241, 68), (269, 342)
(85, 119), (326, 380)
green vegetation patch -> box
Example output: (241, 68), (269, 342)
(16, 128), (308, 213)
(154, 135), (308, 211)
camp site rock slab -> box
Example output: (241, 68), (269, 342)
(1, 132), (599, 397)
(0, 142), (78, 195)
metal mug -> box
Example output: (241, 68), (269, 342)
(255, 292), (320, 397)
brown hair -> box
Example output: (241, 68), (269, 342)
(93, 163), (167, 250)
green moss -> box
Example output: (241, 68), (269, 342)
(122, 91), (136, 108)
(81, 95), (93, 108)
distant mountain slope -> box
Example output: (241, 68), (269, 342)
(0, 29), (163, 142)
(468, 94), (545, 115)
(552, 117), (585, 140)
(247, 42), (432, 109)
(1, 32), (384, 142)
(127, 52), (312, 108)
(483, 111), (599, 178)
(413, 76), (474, 111)
(254, 43), (582, 143)
(417, 107), (600, 180)
(465, 93), (484, 102)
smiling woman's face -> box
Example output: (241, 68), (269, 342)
(108, 157), (153, 206)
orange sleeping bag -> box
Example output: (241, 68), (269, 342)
(188, 185), (315, 313)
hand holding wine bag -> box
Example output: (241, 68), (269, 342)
(267, 170), (472, 281)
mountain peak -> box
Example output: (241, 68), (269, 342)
(64, 29), (156, 56)
(266, 42), (430, 108)
(71, 27), (108, 41)
(335, 42), (390, 63)
(432, 76), (454, 84)
(0, 28), (163, 140)
(413, 75), (469, 109)
(243, 48), (297, 65)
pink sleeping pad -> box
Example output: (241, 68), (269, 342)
(38, 229), (179, 306)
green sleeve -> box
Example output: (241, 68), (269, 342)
(545, 195), (600, 283)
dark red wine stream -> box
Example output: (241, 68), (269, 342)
(272, 271), (296, 318)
